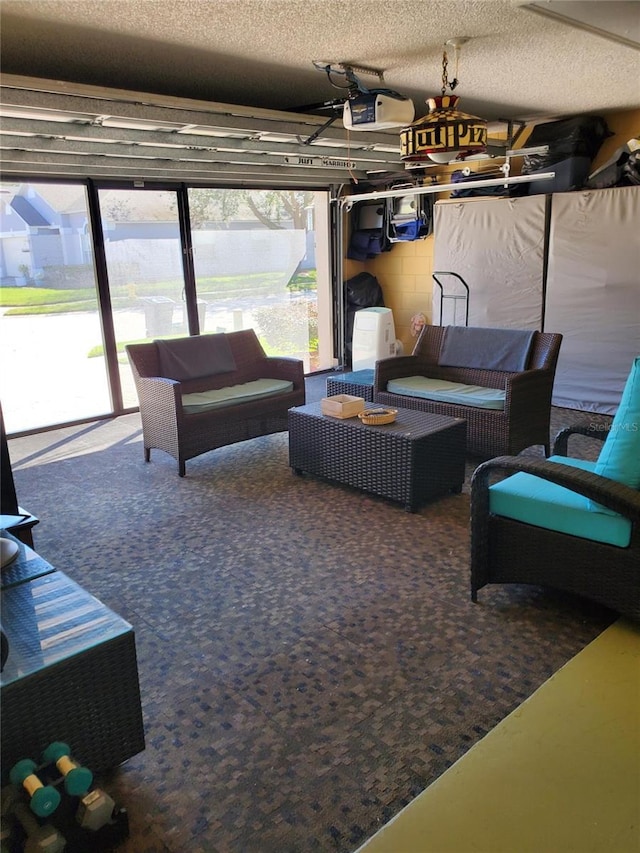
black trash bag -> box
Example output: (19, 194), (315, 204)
(521, 115), (613, 174)
(450, 169), (515, 198)
(345, 272), (384, 308)
(344, 272), (385, 364)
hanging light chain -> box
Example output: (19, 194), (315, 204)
(441, 49), (459, 95)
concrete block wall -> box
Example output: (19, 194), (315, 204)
(353, 235), (435, 356)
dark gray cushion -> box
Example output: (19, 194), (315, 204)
(155, 334), (236, 381)
(438, 326), (535, 372)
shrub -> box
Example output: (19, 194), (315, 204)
(253, 300), (318, 357)
(40, 264), (96, 290)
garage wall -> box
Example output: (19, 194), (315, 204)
(360, 109), (639, 357)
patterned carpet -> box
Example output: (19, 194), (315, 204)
(8, 379), (615, 853)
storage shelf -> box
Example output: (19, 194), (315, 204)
(404, 144), (550, 169)
(340, 171), (555, 206)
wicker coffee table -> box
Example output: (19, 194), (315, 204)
(325, 369), (375, 402)
(288, 402), (466, 511)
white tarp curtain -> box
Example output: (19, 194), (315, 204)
(545, 186), (640, 414)
(432, 195), (546, 330)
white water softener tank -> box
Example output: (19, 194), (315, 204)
(351, 307), (401, 370)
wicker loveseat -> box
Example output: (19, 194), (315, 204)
(470, 356), (640, 620)
(374, 324), (563, 457)
(126, 329), (305, 476)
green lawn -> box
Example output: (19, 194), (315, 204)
(1, 270), (318, 361)
(0, 269), (317, 315)
(0, 286), (92, 307)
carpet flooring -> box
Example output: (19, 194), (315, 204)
(7, 376), (615, 852)
(356, 617), (640, 853)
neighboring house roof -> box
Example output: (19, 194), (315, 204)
(9, 196), (50, 226)
(98, 189), (180, 222)
(33, 184), (88, 214)
(3, 184), (305, 229)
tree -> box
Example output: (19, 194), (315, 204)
(186, 189), (240, 229)
(185, 189), (314, 230)
(100, 196), (133, 222)
(243, 190), (313, 230)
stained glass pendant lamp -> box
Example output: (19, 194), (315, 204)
(401, 38), (487, 164)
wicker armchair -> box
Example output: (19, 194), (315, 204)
(126, 330), (305, 476)
(470, 423), (640, 620)
(374, 325), (563, 457)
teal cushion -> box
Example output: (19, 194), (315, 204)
(489, 456), (632, 548)
(588, 356), (640, 513)
(387, 376), (505, 410)
(182, 378), (293, 414)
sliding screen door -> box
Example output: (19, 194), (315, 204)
(188, 188), (333, 373)
(97, 188), (187, 408)
(0, 183), (335, 434)
(0, 181), (109, 433)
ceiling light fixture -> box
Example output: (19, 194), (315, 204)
(400, 37), (488, 164)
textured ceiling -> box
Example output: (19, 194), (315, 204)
(1, 0), (639, 123)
